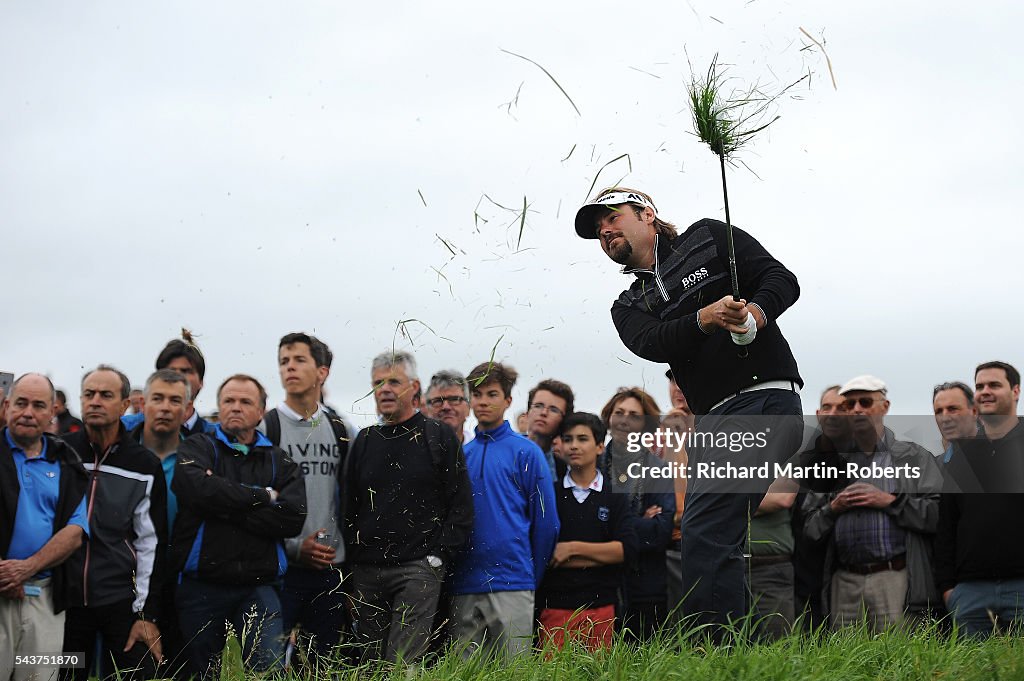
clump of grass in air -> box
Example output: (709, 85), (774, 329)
(688, 55), (788, 160)
(687, 55), (807, 302)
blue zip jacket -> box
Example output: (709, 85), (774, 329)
(450, 421), (559, 594)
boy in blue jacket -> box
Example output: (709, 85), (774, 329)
(449, 362), (559, 657)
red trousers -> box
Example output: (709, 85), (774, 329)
(538, 604), (615, 651)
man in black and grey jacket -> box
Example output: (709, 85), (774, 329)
(172, 374), (305, 680)
(575, 187), (804, 635)
(62, 366), (168, 680)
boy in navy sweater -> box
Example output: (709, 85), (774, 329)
(538, 412), (637, 651)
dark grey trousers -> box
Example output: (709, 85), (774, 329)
(748, 559), (795, 640)
(350, 558), (443, 664)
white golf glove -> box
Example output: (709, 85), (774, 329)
(731, 312), (757, 346)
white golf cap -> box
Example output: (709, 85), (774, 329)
(574, 190), (658, 239)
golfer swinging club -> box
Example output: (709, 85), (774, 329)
(575, 186), (804, 635)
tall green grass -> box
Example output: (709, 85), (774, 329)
(213, 620), (1024, 681)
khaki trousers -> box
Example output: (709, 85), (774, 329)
(830, 567), (907, 633)
(0, 579), (65, 681)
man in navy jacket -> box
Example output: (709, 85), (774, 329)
(172, 375), (305, 679)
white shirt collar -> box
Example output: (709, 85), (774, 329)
(563, 469), (603, 503)
(277, 401), (324, 423)
(184, 410), (199, 431)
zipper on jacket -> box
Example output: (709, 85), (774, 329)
(478, 436), (491, 490)
(82, 460), (98, 606)
(622, 234), (671, 302)
(81, 442), (115, 607)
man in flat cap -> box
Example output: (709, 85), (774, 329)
(802, 375), (942, 632)
(575, 186), (804, 635)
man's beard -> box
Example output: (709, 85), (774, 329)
(607, 240), (633, 265)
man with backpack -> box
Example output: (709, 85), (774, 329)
(342, 351), (473, 665)
(262, 333), (353, 663)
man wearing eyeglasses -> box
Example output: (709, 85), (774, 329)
(802, 375), (942, 632)
(424, 371), (473, 445)
(344, 351), (473, 664)
(525, 380), (575, 480)
(575, 186), (804, 634)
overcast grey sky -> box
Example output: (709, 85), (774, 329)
(3, 1), (1022, 426)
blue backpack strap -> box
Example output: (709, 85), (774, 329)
(203, 432), (220, 468)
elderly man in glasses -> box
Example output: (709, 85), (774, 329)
(424, 370), (474, 445)
(802, 375), (943, 632)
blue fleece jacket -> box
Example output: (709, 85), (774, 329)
(450, 421), (559, 594)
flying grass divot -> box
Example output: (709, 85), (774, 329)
(687, 55), (807, 302)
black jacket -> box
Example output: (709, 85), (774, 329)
(598, 443), (675, 607)
(171, 427), (306, 585)
(0, 430), (89, 614)
(62, 428), (168, 619)
(343, 413), (473, 566)
(935, 419), (1024, 592)
(56, 411), (84, 435)
(611, 219), (802, 414)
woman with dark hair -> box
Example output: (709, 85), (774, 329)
(598, 388), (676, 641)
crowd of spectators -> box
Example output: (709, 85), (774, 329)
(1, 331), (1021, 680)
